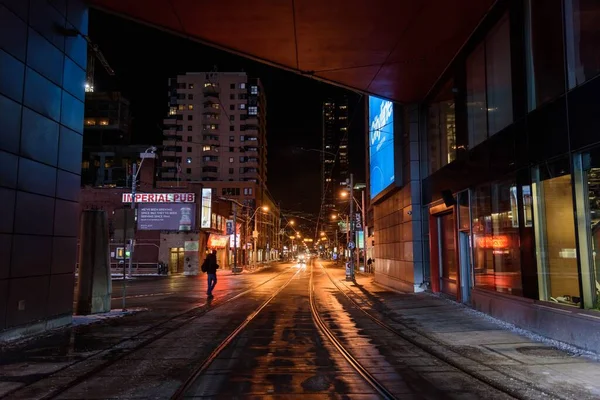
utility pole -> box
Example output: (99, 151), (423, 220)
(253, 212), (258, 267)
(361, 190), (367, 272)
(245, 208), (249, 267)
(347, 173), (355, 281)
(128, 162), (137, 278)
(233, 202), (238, 273)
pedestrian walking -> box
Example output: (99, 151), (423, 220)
(201, 250), (219, 297)
(367, 258), (372, 273)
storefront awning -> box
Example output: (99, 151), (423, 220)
(208, 234), (230, 249)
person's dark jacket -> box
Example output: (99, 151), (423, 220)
(205, 253), (219, 274)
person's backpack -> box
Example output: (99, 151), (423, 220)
(201, 258), (208, 273)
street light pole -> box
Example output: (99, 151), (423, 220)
(232, 202), (238, 273)
(126, 147), (156, 279)
(127, 162), (137, 278)
(361, 189), (367, 272)
(253, 211), (258, 268)
(347, 173), (355, 281)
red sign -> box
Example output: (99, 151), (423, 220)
(207, 234), (229, 249)
(122, 193), (195, 203)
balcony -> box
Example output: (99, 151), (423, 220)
(202, 125), (219, 133)
(202, 158), (219, 167)
(202, 170), (219, 178)
(242, 147), (259, 155)
(203, 87), (219, 99)
(202, 107), (220, 115)
(163, 134), (180, 144)
(203, 136), (220, 146)
(202, 115), (221, 123)
(203, 84), (220, 94)
(244, 159), (259, 168)
(244, 133), (259, 142)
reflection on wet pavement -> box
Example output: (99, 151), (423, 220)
(6, 260), (599, 399)
(0, 265), (292, 399)
(183, 267), (378, 398)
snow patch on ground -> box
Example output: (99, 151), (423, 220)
(72, 308), (147, 327)
(425, 291), (600, 361)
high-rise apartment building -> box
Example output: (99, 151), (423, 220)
(322, 97), (349, 212)
(157, 72), (277, 261)
(158, 72), (267, 209)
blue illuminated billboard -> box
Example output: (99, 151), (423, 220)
(368, 96), (394, 199)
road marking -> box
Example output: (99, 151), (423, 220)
(112, 292), (174, 300)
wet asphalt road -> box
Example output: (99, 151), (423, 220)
(1, 260), (527, 399)
(181, 264), (378, 398)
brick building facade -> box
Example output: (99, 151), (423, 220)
(80, 158), (234, 274)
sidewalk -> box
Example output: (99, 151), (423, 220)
(322, 261), (600, 399)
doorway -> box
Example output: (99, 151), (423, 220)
(438, 212), (457, 296)
(457, 190), (472, 304)
(169, 247), (185, 274)
(459, 231), (471, 303)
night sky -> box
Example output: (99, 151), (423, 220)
(89, 10), (365, 216)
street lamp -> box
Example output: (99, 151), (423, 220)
(127, 146), (157, 278)
(280, 220), (295, 259)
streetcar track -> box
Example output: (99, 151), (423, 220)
(319, 262), (562, 400)
(309, 263), (397, 400)
(2, 266), (293, 400)
(170, 267), (302, 399)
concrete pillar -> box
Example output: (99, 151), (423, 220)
(76, 210), (112, 314)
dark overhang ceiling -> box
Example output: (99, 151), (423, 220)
(90, 0), (495, 103)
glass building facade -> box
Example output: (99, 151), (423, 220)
(423, 0), (600, 314)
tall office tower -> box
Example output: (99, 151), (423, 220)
(322, 96), (349, 213)
(158, 72), (267, 209)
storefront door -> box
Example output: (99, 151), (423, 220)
(457, 190), (472, 303)
(438, 212), (458, 296)
(169, 247), (184, 274)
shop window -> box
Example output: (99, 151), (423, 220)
(573, 150), (600, 309)
(525, 0), (566, 110)
(472, 178), (523, 296)
(531, 159), (581, 306)
(466, 44), (488, 148)
(427, 78), (456, 175)
(565, 0), (600, 89)
(467, 14), (513, 148)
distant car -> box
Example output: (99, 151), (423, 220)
(298, 255), (306, 264)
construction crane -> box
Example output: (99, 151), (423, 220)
(55, 25), (114, 93)
(85, 36), (115, 93)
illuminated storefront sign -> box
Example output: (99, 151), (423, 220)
(476, 235), (509, 249)
(201, 188), (212, 228)
(208, 234), (229, 249)
(122, 193), (195, 203)
(369, 96), (395, 199)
